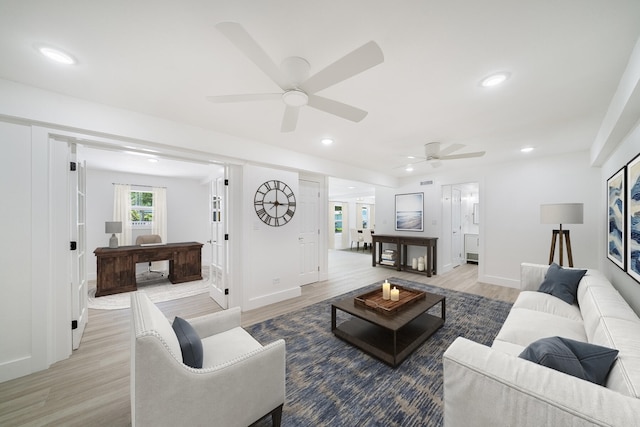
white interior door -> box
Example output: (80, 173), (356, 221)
(70, 144), (88, 350)
(451, 188), (462, 267)
(299, 179), (319, 285)
(209, 171), (228, 309)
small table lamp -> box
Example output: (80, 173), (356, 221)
(540, 203), (583, 267)
(105, 221), (122, 248)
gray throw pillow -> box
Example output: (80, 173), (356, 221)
(172, 316), (203, 368)
(519, 336), (618, 385)
(537, 263), (587, 304)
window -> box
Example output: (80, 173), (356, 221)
(130, 191), (153, 227)
(361, 206), (369, 229)
(334, 205), (343, 233)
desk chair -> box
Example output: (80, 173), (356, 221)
(135, 234), (164, 277)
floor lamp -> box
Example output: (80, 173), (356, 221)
(540, 203), (583, 267)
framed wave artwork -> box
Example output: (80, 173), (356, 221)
(395, 192), (424, 231)
(607, 167), (625, 270)
(627, 153), (640, 283)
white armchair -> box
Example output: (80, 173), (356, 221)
(130, 291), (286, 427)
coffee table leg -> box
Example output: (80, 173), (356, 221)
(441, 298), (446, 322)
(331, 305), (337, 331)
(393, 330), (398, 365)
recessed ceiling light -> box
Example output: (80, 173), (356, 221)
(480, 72), (510, 88)
(405, 165), (414, 172)
(407, 155), (416, 159)
(521, 147), (534, 153)
(37, 45), (76, 65)
(321, 138), (334, 145)
(348, 186), (356, 189)
(147, 158), (159, 163)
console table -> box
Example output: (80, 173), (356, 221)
(94, 242), (203, 297)
(372, 234), (438, 277)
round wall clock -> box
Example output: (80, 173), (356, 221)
(254, 180), (296, 227)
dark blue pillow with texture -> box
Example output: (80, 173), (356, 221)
(519, 336), (618, 385)
(172, 316), (203, 369)
(537, 263), (587, 304)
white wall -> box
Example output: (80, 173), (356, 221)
(85, 168), (210, 280)
(0, 124), (73, 382)
(376, 150), (602, 288)
(242, 165), (301, 310)
(0, 121), (35, 382)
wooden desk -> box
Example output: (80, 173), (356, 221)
(372, 234), (438, 277)
(94, 242), (203, 297)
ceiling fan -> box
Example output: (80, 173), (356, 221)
(207, 22), (384, 132)
(405, 142), (486, 169)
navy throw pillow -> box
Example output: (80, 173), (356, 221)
(172, 316), (203, 368)
(519, 336), (618, 385)
(537, 263), (587, 304)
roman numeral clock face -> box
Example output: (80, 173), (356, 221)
(254, 180), (296, 227)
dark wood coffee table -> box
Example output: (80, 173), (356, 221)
(331, 289), (445, 367)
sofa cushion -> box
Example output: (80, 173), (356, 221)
(512, 291), (582, 321)
(519, 336), (618, 385)
(494, 307), (587, 348)
(172, 316), (204, 368)
(537, 263), (587, 305)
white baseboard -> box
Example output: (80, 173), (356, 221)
(243, 286), (301, 312)
(478, 273), (520, 289)
(0, 355), (38, 383)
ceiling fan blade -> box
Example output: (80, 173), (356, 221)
(424, 142), (441, 156)
(215, 22), (288, 90)
(438, 143), (465, 157)
(206, 93), (282, 103)
(441, 151), (486, 160)
(300, 41), (384, 94)
(307, 95), (368, 122)
(281, 106), (300, 132)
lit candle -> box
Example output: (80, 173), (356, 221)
(382, 281), (391, 300)
(390, 287), (400, 302)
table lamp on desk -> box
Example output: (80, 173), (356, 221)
(105, 221), (122, 248)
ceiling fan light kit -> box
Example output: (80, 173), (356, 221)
(282, 90), (309, 107)
(209, 22), (384, 132)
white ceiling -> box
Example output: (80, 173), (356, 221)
(1, 0), (640, 179)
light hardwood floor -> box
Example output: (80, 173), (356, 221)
(0, 249), (519, 427)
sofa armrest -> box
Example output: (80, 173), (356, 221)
(520, 262), (548, 291)
(187, 306), (241, 338)
(443, 337), (640, 427)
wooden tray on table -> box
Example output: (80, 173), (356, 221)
(354, 285), (426, 316)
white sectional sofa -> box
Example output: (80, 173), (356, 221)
(443, 262), (640, 426)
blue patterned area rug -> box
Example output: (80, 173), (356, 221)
(247, 277), (512, 427)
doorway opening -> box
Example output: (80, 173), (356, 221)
(441, 182), (479, 272)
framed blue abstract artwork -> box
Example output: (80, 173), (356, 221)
(395, 192), (424, 231)
(607, 167), (625, 270)
(627, 153), (640, 283)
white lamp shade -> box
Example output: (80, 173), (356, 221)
(105, 221), (122, 234)
(540, 203), (584, 225)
